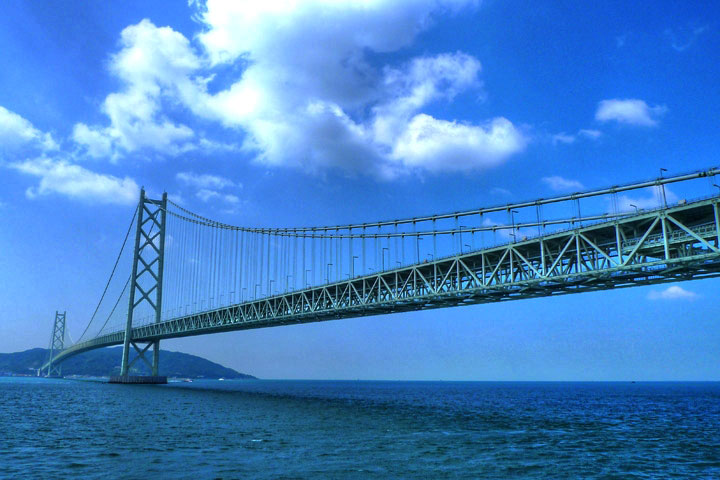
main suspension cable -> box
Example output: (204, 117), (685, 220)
(76, 206), (138, 342)
(167, 166), (719, 233)
(95, 274), (131, 337)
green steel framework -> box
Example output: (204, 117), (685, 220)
(118, 189), (167, 378)
(45, 195), (720, 367)
(44, 311), (66, 377)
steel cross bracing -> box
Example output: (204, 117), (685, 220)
(119, 189), (167, 376)
(44, 311), (66, 377)
(49, 196), (720, 364)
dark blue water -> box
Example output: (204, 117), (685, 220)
(1, 378), (719, 479)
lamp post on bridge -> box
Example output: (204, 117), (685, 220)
(510, 210), (519, 243)
(660, 168), (668, 208)
(382, 247), (388, 271)
(351, 256), (358, 278)
(630, 203), (639, 214)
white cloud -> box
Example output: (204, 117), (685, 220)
(192, 2), (519, 176)
(176, 171), (236, 189)
(72, 19), (198, 160)
(490, 187), (511, 196)
(617, 186), (677, 212)
(552, 132), (575, 145)
(372, 52), (483, 145)
(390, 115), (525, 174)
(196, 188), (239, 205)
(196, 0), (478, 67)
(0, 105), (58, 152)
(223, 193), (240, 204)
(647, 285), (698, 300)
(595, 99), (667, 127)
(482, 216), (512, 241)
(72, 123), (113, 159)
(197, 138), (240, 152)
(178, 170), (241, 209)
(542, 175), (584, 192)
(665, 25), (707, 52)
(551, 129), (601, 146)
(8, 157), (139, 205)
(578, 129), (602, 140)
(70, 2), (526, 177)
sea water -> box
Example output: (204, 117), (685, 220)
(1, 377), (719, 478)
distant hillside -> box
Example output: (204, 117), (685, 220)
(0, 347), (255, 379)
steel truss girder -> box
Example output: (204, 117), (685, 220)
(51, 197), (720, 365)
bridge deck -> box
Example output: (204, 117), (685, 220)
(49, 196), (720, 366)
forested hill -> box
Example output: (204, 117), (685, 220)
(0, 347), (255, 379)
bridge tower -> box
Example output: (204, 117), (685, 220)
(45, 311), (66, 377)
(114, 188), (167, 384)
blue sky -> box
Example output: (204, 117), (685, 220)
(1, 0), (720, 380)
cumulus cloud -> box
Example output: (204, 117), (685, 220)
(0, 105), (58, 152)
(391, 115), (525, 173)
(647, 285), (698, 300)
(195, 0), (478, 67)
(176, 171), (236, 189)
(177, 170), (241, 208)
(192, 1), (520, 176)
(372, 52), (483, 145)
(71, 1), (526, 177)
(72, 19), (198, 160)
(595, 99), (667, 127)
(8, 157), (139, 205)
(196, 188), (239, 205)
(542, 175), (584, 192)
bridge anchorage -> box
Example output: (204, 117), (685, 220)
(41, 167), (720, 381)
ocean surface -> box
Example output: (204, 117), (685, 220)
(1, 378), (719, 479)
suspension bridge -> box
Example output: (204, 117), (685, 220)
(41, 167), (720, 382)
